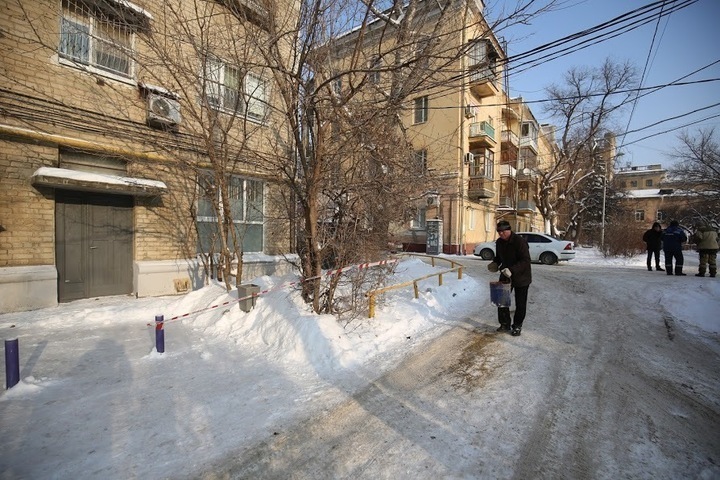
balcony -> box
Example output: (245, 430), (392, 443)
(469, 121), (496, 147)
(517, 199), (536, 213)
(467, 177), (495, 199)
(468, 67), (500, 99)
(501, 130), (518, 147)
(498, 164), (516, 177)
(498, 196), (513, 208)
(517, 168), (538, 184)
(519, 135), (538, 153)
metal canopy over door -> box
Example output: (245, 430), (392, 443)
(56, 191), (133, 302)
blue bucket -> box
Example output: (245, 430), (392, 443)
(489, 281), (512, 307)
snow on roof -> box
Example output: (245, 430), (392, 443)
(110, 0), (154, 20)
(624, 188), (694, 198)
(139, 82), (180, 99)
(32, 167), (167, 196)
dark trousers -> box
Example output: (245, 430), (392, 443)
(664, 249), (684, 270)
(646, 249), (661, 268)
(497, 285), (530, 328)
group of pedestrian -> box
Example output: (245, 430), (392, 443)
(643, 220), (718, 277)
(486, 218), (718, 340)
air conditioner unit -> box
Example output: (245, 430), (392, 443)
(464, 105), (476, 119)
(147, 93), (181, 129)
(426, 194), (439, 206)
(464, 152), (475, 165)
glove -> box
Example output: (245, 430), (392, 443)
(487, 262), (499, 273)
(501, 268), (512, 278)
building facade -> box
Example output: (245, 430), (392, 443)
(0, 0), (297, 312)
(615, 164), (689, 225)
(331, 0), (558, 254)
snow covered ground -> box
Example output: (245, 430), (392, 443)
(0, 248), (718, 479)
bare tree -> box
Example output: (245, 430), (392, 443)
(667, 128), (720, 226)
(4, 0), (565, 315)
(536, 58), (637, 241)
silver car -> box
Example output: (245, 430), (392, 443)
(473, 232), (576, 265)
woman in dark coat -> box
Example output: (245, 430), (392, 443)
(642, 222), (664, 271)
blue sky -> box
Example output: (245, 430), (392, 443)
(492, 0), (720, 168)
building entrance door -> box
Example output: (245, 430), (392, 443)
(55, 191), (133, 302)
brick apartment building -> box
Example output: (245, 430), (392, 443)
(0, 0), (298, 313)
(615, 164), (690, 225)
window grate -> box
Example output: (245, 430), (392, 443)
(60, 0), (135, 78)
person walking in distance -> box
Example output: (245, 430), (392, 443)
(691, 223), (718, 277)
(662, 220), (688, 276)
(642, 222), (664, 271)
(487, 220), (532, 336)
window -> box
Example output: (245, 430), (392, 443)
(197, 173), (264, 253)
(414, 96), (428, 124)
(413, 37), (431, 70)
(630, 180), (638, 187)
(485, 212), (492, 232)
(245, 73), (269, 121)
(414, 149), (427, 175)
(657, 210), (666, 221)
(470, 148), (494, 179)
(410, 207), (427, 229)
(468, 39), (496, 76)
(645, 179), (653, 187)
(635, 210), (645, 221)
(369, 57), (382, 84)
(521, 122), (537, 140)
(204, 58), (269, 121)
(468, 209), (476, 231)
(59, 0), (140, 78)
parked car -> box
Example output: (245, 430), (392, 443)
(473, 232), (575, 265)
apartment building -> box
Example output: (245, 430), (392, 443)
(615, 164), (689, 224)
(0, 0), (297, 313)
(494, 99), (554, 233)
(331, 0), (557, 254)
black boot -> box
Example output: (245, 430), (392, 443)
(497, 308), (511, 332)
(675, 266), (686, 276)
(655, 266), (664, 271)
(695, 273), (705, 277)
(666, 267), (673, 275)
(647, 266), (652, 271)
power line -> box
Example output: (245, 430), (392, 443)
(618, 0), (671, 152)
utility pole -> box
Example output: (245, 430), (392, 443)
(601, 157), (607, 249)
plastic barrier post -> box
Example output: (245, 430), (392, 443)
(5, 338), (19, 390)
(155, 315), (165, 354)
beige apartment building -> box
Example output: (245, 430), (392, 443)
(0, 0), (297, 313)
(332, 0), (557, 255)
(615, 164), (689, 225)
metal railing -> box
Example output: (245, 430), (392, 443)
(366, 254), (464, 318)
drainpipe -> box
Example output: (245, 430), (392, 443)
(458, 4), (469, 255)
